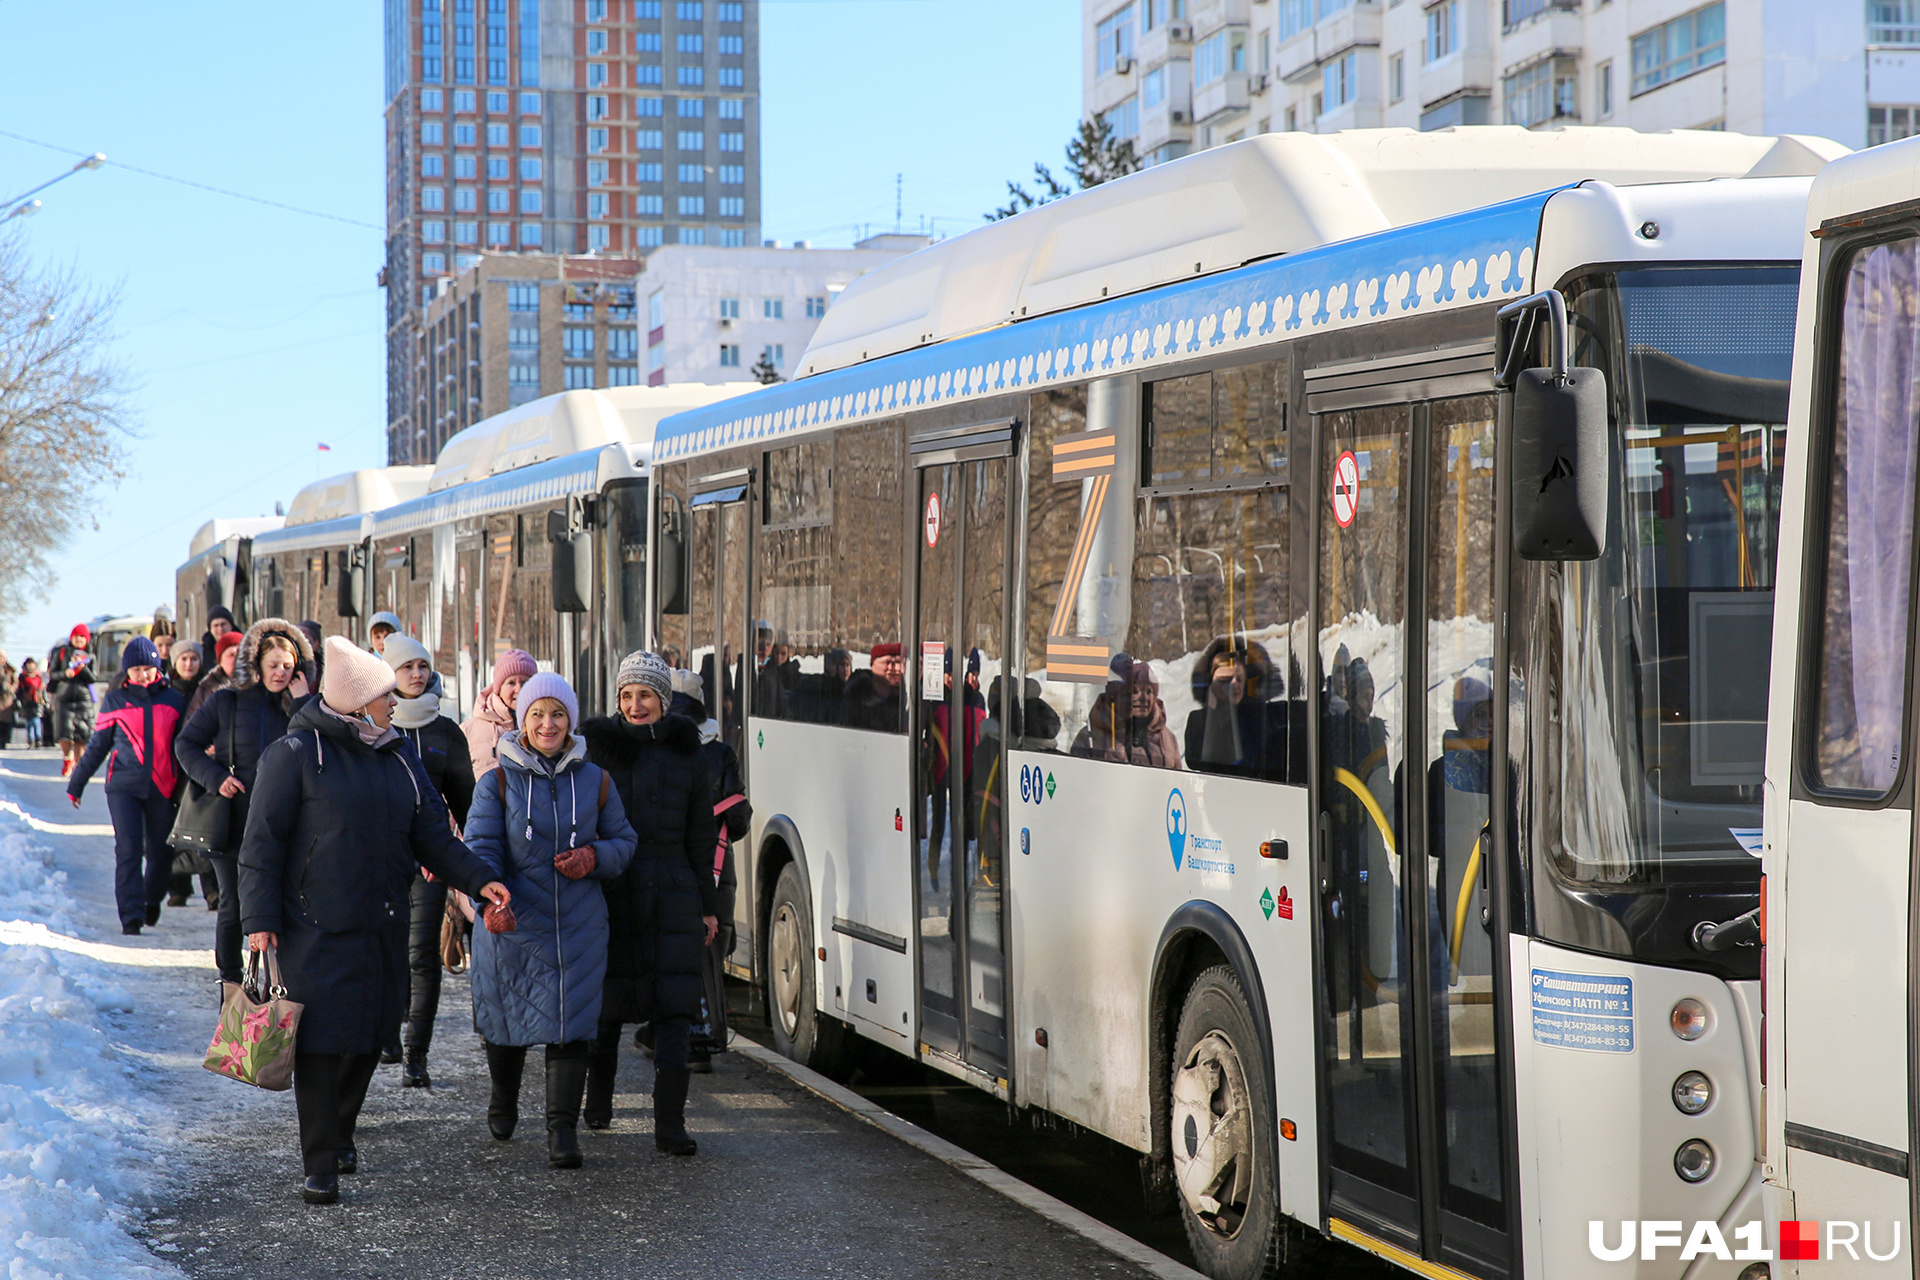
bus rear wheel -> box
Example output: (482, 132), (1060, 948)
(765, 862), (848, 1074)
(1172, 964), (1280, 1280)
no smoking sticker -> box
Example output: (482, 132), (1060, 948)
(1330, 450), (1359, 528)
(924, 491), (942, 548)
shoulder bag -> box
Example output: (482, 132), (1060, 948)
(203, 945), (303, 1091)
(169, 700), (233, 856)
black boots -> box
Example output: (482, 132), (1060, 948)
(484, 1043), (526, 1140)
(302, 1173), (339, 1205)
(653, 1063), (698, 1156)
(583, 1028), (620, 1130)
(401, 1051), (431, 1088)
(546, 1051), (589, 1169)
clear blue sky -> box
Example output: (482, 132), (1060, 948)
(0, 1), (1080, 662)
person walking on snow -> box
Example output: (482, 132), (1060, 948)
(48, 623), (96, 777)
(579, 651), (718, 1155)
(461, 648), (535, 778)
(382, 634), (476, 1086)
(16, 659), (43, 750)
(238, 637), (509, 1206)
(66, 637), (185, 935)
(465, 671), (636, 1169)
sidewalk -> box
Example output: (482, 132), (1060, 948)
(0, 748), (1168, 1279)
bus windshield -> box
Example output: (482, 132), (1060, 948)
(1547, 266), (1796, 889)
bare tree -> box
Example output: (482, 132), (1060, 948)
(0, 234), (131, 621)
(988, 116), (1142, 221)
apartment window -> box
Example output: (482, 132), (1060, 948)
(806, 295), (827, 318)
(422, 89), (444, 112)
(720, 228), (744, 246)
(520, 156), (542, 180)
(1871, 1), (1920, 45)
(719, 131), (745, 151)
(607, 365), (640, 387)
(637, 0), (661, 16)
(1869, 104), (1920, 146)
(1503, 0), (1577, 27)
(566, 301), (594, 321)
(588, 160), (610, 186)
(488, 221), (512, 246)
(423, 252), (447, 275)
(520, 222), (542, 247)
(565, 366), (595, 391)
(508, 325), (538, 350)
(637, 226), (664, 247)
(588, 62), (607, 87)
(586, 0), (608, 19)
(1143, 67), (1166, 109)
(455, 89), (476, 113)
(637, 162), (665, 181)
(719, 1), (743, 19)
(422, 220), (447, 244)
(636, 129), (664, 149)
(488, 156), (509, 179)
(422, 155), (445, 177)
(718, 98), (744, 120)
(1503, 56), (1578, 126)
(719, 164), (744, 184)
(678, 162), (705, 182)
(678, 0), (703, 17)
(1596, 59), (1613, 116)
(1420, 90), (1490, 128)
(521, 91), (540, 114)
(720, 344), (741, 367)
(1096, 4), (1137, 77)
(719, 296), (740, 318)
(679, 195), (706, 216)
(679, 98), (706, 118)
(719, 67), (744, 87)
(521, 124), (542, 146)
(679, 130), (706, 150)
(509, 282), (539, 311)
(1104, 96), (1140, 140)
(564, 327), (595, 359)
(487, 91), (508, 113)
(1390, 52), (1405, 102)
(636, 64), (664, 84)
(678, 66), (705, 86)
(587, 95), (609, 121)
(762, 343), (785, 368)
(681, 227), (706, 245)
(719, 196), (744, 217)
(650, 291), (666, 329)
(637, 95), (664, 117)
(454, 155), (477, 178)
(1426, 0), (1461, 61)
(637, 31), (663, 52)
(678, 33), (704, 53)
(649, 343), (668, 375)
(588, 191), (610, 218)
(607, 328), (639, 360)
(1285, 105), (1297, 131)
(423, 187), (447, 211)
(1631, 2), (1725, 96)
(455, 187), (477, 212)
(763, 297), (784, 319)
(1322, 51), (1357, 110)
(455, 220), (479, 243)
(719, 35), (744, 55)
(455, 123), (476, 145)
(589, 128), (610, 153)
(587, 29), (609, 55)
(518, 188), (541, 214)
(637, 194), (665, 214)
(423, 121), (444, 146)
(488, 189), (510, 212)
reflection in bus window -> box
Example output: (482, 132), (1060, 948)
(1020, 386), (1090, 751)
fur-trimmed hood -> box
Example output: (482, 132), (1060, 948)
(578, 713), (702, 769)
(234, 617), (315, 690)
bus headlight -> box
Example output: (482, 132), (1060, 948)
(1675, 1139), (1715, 1183)
(1671, 998), (1710, 1041)
(1672, 1071), (1713, 1115)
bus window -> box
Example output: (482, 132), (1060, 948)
(1808, 236), (1920, 795)
(601, 480), (650, 670)
(758, 437), (835, 724)
(1022, 386), (1091, 751)
(828, 421), (906, 733)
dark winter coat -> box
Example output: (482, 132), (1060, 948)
(184, 668), (233, 725)
(176, 685), (300, 854)
(237, 700), (497, 1056)
(465, 733), (636, 1046)
(68, 681), (185, 801)
(579, 714), (718, 1025)
(394, 713), (475, 827)
(47, 643), (96, 741)
(701, 732), (747, 927)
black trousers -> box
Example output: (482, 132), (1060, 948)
(405, 873), (448, 1055)
(293, 1051), (379, 1177)
(207, 855), (244, 984)
(105, 790), (174, 927)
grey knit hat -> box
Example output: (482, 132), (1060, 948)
(617, 650), (674, 703)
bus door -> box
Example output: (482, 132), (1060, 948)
(911, 422), (1014, 1080)
(1310, 359), (1512, 1278)
(455, 533), (484, 719)
(688, 473), (751, 764)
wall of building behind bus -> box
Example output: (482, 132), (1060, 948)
(1083, 0), (1872, 164)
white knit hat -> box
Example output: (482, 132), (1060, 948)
(321, 635), (398, 714)
(380, 634), (433, 671)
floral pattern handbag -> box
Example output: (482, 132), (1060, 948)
(203, 946), (303, 1091)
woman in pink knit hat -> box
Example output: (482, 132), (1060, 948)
(461, 648), (536, 779)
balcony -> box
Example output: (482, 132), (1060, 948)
(1274, 3), (1381, 84)
(1193, 71), (1251, 124)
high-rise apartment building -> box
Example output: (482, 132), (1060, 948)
(1083, 0), (1871, 168)
(383, 0), (763, 464)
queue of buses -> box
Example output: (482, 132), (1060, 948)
(177, 124), (1920, 1280)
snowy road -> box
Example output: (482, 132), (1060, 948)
(0, 747), (1158, 1279)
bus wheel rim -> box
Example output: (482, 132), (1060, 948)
(770, 903), (804, 1038)
(1170, 1029), (1255, 1238)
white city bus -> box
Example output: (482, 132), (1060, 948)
(646, 127), (1845, 1280)
(1760, 136), (1920, 1273)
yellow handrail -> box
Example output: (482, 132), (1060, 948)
(1332, 767), (1395, 855)
(1449, 832), (1484, 983)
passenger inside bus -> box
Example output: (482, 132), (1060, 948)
(1070, 653), (1181, 767)
(841, 642), (904, 732)
(1183, 636), (1289, 781)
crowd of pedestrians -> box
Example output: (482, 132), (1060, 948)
(53, 608), (735, 1206)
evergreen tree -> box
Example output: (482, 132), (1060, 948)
(751, 349), (783, 384)
(987, 116), (1141, 221)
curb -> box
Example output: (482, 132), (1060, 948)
(732, 1039), (1207, 1280)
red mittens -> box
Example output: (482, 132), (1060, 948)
(554, 846), (597, 880)
(484, 900), (517, 934)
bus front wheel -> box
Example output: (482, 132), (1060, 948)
(765, 862), (848, 1073)
(1171, 964), (1280, 1280)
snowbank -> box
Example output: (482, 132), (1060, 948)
(0, 799), (180, 1280)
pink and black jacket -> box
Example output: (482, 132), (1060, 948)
(67, 682), (184, 801)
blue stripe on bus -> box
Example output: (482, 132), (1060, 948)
(653, 187), (1562, 462)
(370, 449), (603, 537)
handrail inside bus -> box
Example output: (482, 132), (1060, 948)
(1332, 767), (1395, 856)
(1449, 830), (1486, 983)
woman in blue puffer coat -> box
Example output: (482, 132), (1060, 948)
(465, 671), (636, 1170)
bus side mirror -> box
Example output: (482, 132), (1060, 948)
(1499, 291), (1609, 562)
(549, 509), (592, 614)
(336, 549), (363, 618)
(657, 507), (688, 616)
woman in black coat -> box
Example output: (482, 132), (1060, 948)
(240, 638), (508, 1206)
(176, 619), (313, 985)
(578, 651), (717, 1155)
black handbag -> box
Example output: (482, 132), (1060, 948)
(169, 709), (233, 856)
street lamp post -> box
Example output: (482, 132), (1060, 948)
(1, 153), (105, 220)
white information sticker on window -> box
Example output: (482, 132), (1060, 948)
(1728, 828), (1764, 857)
(921, 642), (946, 700)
